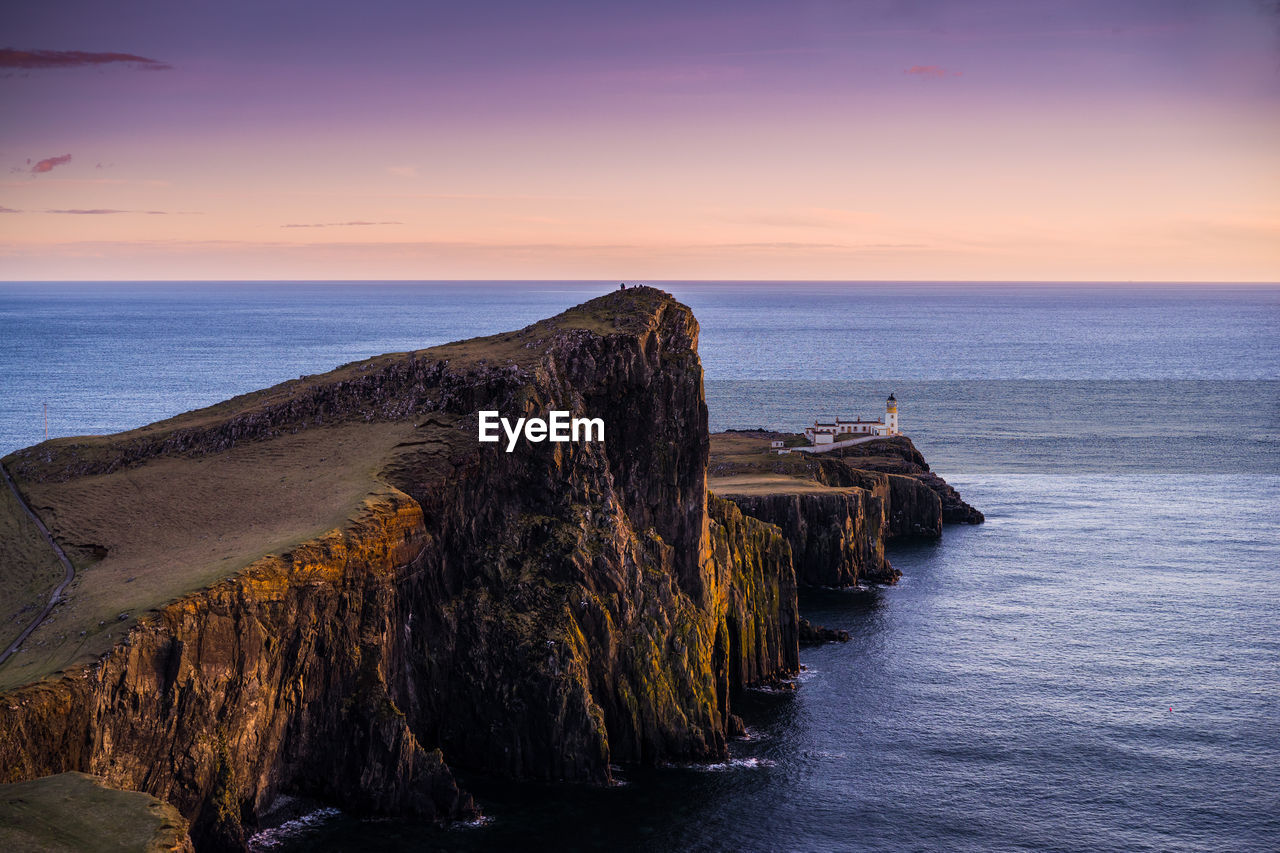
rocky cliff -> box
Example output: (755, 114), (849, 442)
(707, 495), (798, 690)
(0, 492), (475, 851)
(719, 488), (899, 587)
(0, 288), (800, 852)
(831, 438), (984, 525)
(810, 456), (945, 541)
(707, 431), (978, 588)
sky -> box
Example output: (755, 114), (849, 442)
(1, 0), (1278, 281)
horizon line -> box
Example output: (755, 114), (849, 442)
(1, 279), (1278, 286)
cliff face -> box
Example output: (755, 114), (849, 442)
(707, 495), (798, 690)
(383, 301), (799, 783)
(884, 473), (944, 539)
(0, 288), (800, 851)
(719, 488), (898, 587)
(809, 459), (944, 541)
(0, 492), (475, 851)
(830, 438), (984, 525)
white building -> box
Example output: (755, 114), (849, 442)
(803, 394), (900, 443)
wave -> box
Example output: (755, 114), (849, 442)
(666, 756), (777, 772)
(248, 807), (341, 850)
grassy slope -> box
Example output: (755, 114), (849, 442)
(707, 474), (847, 496)
(0, 422), (419, 692)
(0, 771), (190, 852)
(708, 430), (844, 495)
(0, 287), (670, 692)
(0, 484), (65, 654)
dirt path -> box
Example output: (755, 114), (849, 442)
(792, 434), (881, 453)
(0, 463), (76, 668)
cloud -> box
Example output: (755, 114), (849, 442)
(0, 205), (19, 213)
(0, 48), (171, 70)
(281, 220), (403, 228)
(31, 154), (72, 174)
(904, 65), (962, 79)
(40, 208), (181, 215)
(387, 166), (418, 178)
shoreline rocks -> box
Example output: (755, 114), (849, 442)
(798, 618), (850, 645)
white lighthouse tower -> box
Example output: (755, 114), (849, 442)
(885, 393), (899, 435)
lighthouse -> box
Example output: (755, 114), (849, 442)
(800, 393), (902, 446)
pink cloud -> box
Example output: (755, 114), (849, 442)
(904, 65), (962, 79)
(31, 154), (72, 174)
(41, 208), (176, 215)
(0, 48), (170, 70)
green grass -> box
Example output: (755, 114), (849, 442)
(708, 475), (850, 496)
(0, 422), (425, 692)
(0, 480), (65, 655)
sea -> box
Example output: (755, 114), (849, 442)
(1, 282), (1277, 852)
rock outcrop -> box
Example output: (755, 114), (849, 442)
(798, 618), (850, 645)
(812, 460), (944, 540)
(708, 432), (978, 588)
(0, 288), (800, 852)
(882, 473), (944, 539)
(831, 438), (984, 525)
(717, 487), (899, 587)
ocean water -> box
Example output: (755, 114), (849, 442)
(1, 282), (1277, 851)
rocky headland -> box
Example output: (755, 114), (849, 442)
(0, 288), (979, 852)
(708, 429), (981, 589)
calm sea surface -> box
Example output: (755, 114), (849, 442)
(1, 282), (1277, 851)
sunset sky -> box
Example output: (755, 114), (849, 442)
(2, 0), (1278, 281)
